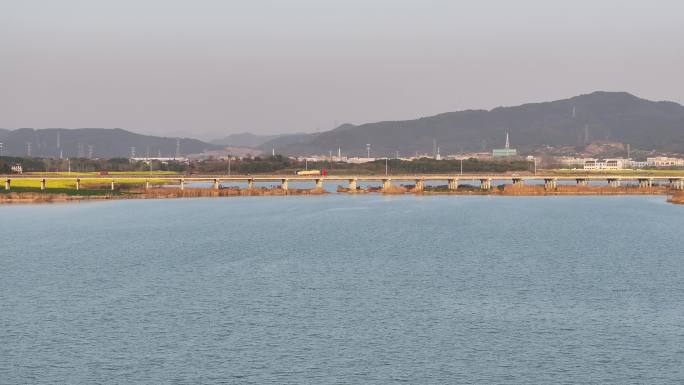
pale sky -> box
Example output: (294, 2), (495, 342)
(1, 0), (683, 139)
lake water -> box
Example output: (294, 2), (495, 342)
(2, 195), (684, 384)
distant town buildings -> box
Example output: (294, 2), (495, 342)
(554, 156), (684, 170)
(10, 163), (23, 174)
(492, 132), (518, 157)
(646, 156), (684, 167)
(130, 157), (189, 164)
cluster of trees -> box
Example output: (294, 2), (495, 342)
(189, 155), (295, 174)
(2, 154), (531, 175)
(0, 156), (186, 173)
(190, 156), (532, 174)
(0, 156), (46, 173)
(341, 158), (532, 174)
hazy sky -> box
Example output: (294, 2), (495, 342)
(2, 0), (683, 139)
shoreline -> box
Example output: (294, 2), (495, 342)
(1, 184), (682, 204)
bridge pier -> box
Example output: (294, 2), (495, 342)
(348, 178), (357, 191)
(111, 180), (115, 191)
(281, 179), (288, 191)
(670, 179), (684, 190)
(247, 178), (254, 189)
(607, 178), (621, 188)
(145, 180), (150, 190)
(480, 178), (491, 190)
(512, 178), (524, 187)
(576, 178), (588, 186)
(448, 178), (458, 190)
(76, 178), (81, 190)
(315, 178), (323, 189)
(638, 178), (652, 188)
(382, 179), (392, 190)
(4, 179), (10, 190)
(41, 179), (46, 190)
(544, 178), (557, 190)
(179, 179), (185, 190)
(414, 179), (424, 192)
(213, 179), (220, 189)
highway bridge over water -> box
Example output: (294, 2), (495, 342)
(3, 174), (684, 191)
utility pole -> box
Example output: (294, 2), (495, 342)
(0, 142), (3, 157)
(460, 158), (463, 175)
(385, 158), (388, 176)
(228, 157), (231, 176)
(366, 144), (371, 159)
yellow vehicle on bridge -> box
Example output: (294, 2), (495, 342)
(296, 170), (321, 176)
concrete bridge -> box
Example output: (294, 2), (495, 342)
(3, 174), (684, 191)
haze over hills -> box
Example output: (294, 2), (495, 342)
(259, 92), (684, 156)
(2, 92), (683, 159)
(0, 128), (220, 158)
(210, 133), (282, 148)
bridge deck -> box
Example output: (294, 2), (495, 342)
(2, 174), (682, 181)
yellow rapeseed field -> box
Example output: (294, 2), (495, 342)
(8, 178), (168, 189)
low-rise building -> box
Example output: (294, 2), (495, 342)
(130, 157), (189, 164)
(584, 158), (630, 170)
(345, 157), (377, 164)
(646, 157), (684, 167)
(555, 157), (596, 167)
(10, 163), (23, 174)
(629, 160), (648, 169)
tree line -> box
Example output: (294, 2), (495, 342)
(2, 155), (531, 174)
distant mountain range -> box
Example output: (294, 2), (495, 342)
(0, 128), (220, 158)
(2, 92), (683, 158)
(210, 132), (316, 150)
(257, 91), (684, 156)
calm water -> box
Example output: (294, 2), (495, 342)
(2, 195), (684, 384)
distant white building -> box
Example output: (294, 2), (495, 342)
(556, 157), (596, 167)
(646, 157), (684, 167)
(446, 152), (492, 160)
(629, 160), (648, 169)
(345, 157), (377, 164)
(584, 158), (630, 170)
(130, 157), (189, 164)
(10, 163), (23, 174)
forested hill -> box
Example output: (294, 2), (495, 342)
(259, 92), (684, 155)
(0, 128), (220, 158)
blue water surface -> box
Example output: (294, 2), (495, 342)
(1, 195), (683, 384)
